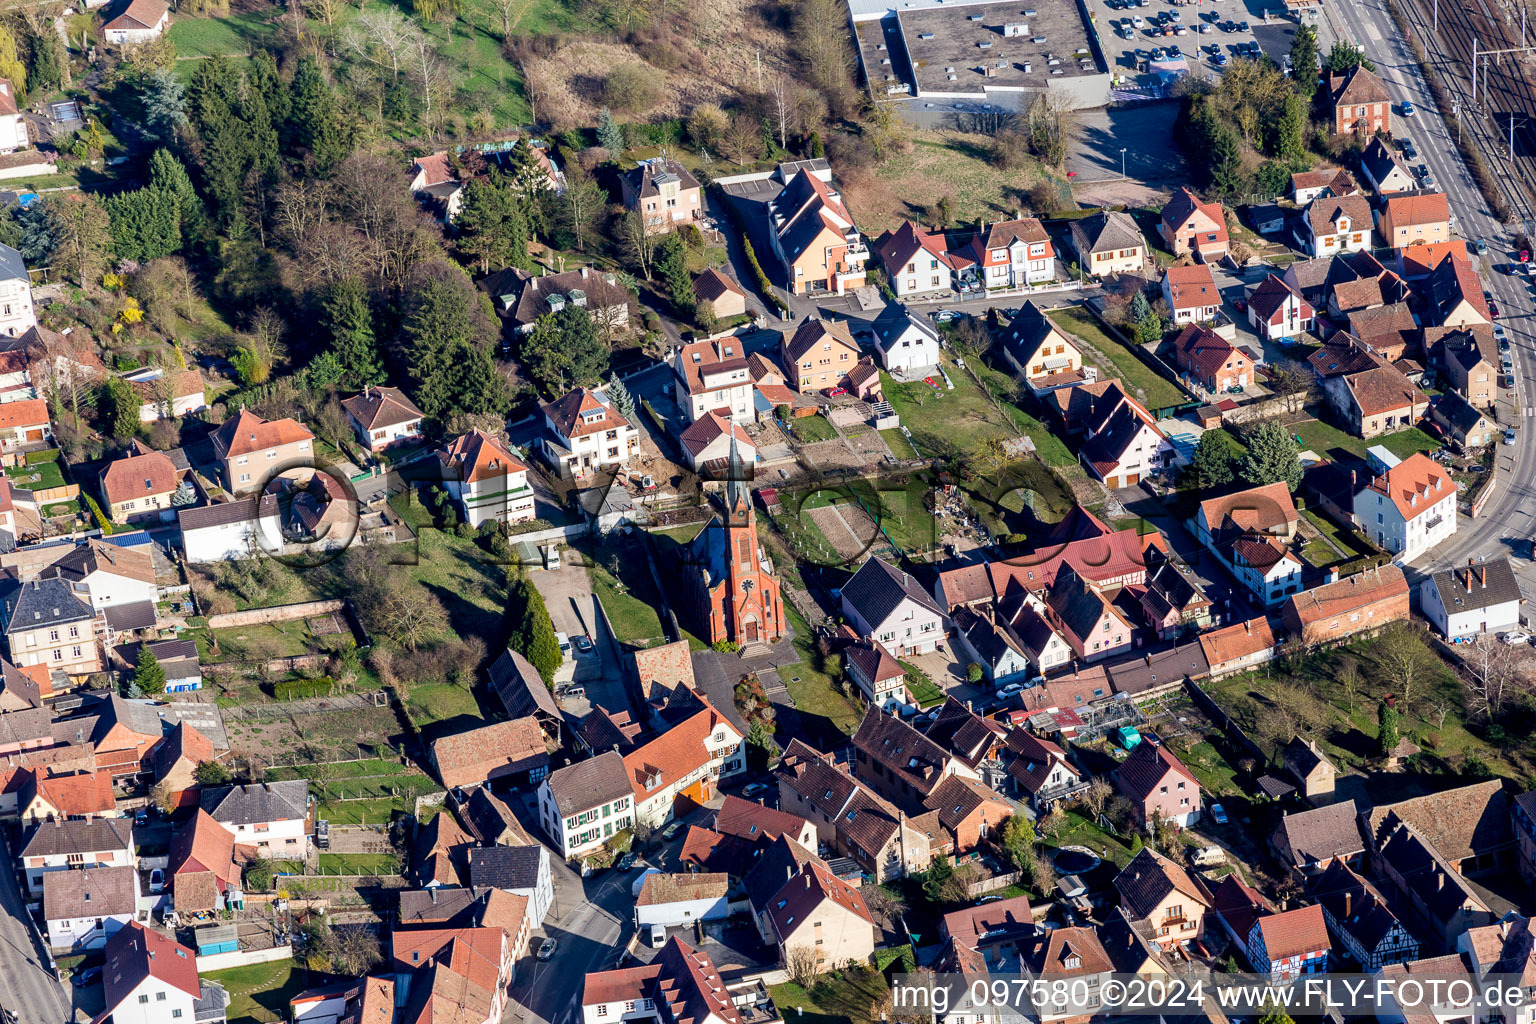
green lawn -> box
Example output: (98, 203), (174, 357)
(769, 967), (891, 1024)
(6, 460), (65, 491)
(780, 603), (861, 744)
(1291, 419), (1439, 462)
(198, 622), (317, 665)
(167, 11), (278, 57)
(883, 357), (1064, 462)
(900, 663), (946, 708)
(1046, 807), (1141, 868)
(1049, 305), (1187, 412)
(317, 797), (414, 825)
(405, 683), (484, 728)
(881, 428), (919, 460)
(316, 852), (402, 875)
(203, 962), (305, 1024)
(789, 415), (839, 444)
(586, 552), (666, 645)
(1166, 738), (1242, 798)
(268, 758), (414, 781)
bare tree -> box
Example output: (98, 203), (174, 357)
(1267, 358), (1317, 414)
(376, 588), (447, 650)
(720, 115), (761, 166)
(623, 208), (660, 279)
(1463, 634), (1517, 720)
(783, 944), (820, 987)
(342, 7), (416, 82)
(274, 179), (334, 248)
(561, 163), (604, 252)
(1078, 778), (1112, 819)
(1374, 624), (1432, 707)
(768, 76), (793, 151)
(1337, 654), (1361, 714)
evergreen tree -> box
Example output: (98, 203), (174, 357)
(655, 234), (694, 317)
(1378, 699), (1400, 756)
(520, 306), (609, 396)
(24, 29), (64, 95)
(321, 278), (385, 388)
(596, 108), (624, 154)
(605, 373), (635, 419)
(1289, 25), (1320, 96)
(922, 855), (954, 903)
(509, 573), (562, 683)
(248, 51), (290, 130)
(1000, 813), (1036, 871)
(1191, 430), (1236, 488)
(134, 649), (167, 695)
(149, 148), (202, 236)
(401, 276), (508, 420)
(102, 376), (140, 440)
(1207, 123), (1246, 201)
(456, 176), (532, 273)
(1275, 93), (1307, 163)
(1237, 421), (1303, 490)
(288, 56), (350, 173)
(1324, 40), (1375, 73)
(744, 721), (779, 771)
(16, 200), (52, 262)
(808, 130), (824, 158)
(104, 188), (181, 262)
(141, 69), (188, 144)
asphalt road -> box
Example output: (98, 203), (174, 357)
(504, 858), (634, 1024)
(1326, 0), (1536, 590)
(0, 833), (72, 1024)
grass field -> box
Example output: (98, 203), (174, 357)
(789, 415), (839, 444)
(585, 548), (667, 645)
(780, 603), (861, 745)
(6, 460), (65, 491)
(405, 683), (484, 728)
(204, 962), (304, 1024)
(1048, 305), (1187, 412)
(317, 797), (415, 825)
(198, 622), (317, 665)
(881, 428), (919, 460)
(168, 11), (276, 57)
(316, 852), (402, 875)
(1290, 419), (1440, 462)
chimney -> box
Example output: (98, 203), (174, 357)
(1343, 891), (1352, 918)
(1481, 565), (1487, 587)
(1244, 620), (1251, 634)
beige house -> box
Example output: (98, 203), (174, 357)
(620, 159), (702, 235)
(763, 859), (876, 968)
(1441, 334), (1498, 410)
(1069, 211), (1146, 277)
(999, 302), (1086, 395)
(0, 577), (103, 676)
(694, 269), (747, 320)
(1378, 193), (1451, 251)
(1158, 187), (1229, 261)
(210, 408), (315, 495)
(781, 318), (861, 394)
(673, 337), (754, 424)
(1113, 847), (1212, 948)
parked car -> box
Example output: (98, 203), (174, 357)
(616, 852), (637, 871)
(742, 782), (769, 798)
(1506, 428), (1519, 447)
(537, 939), (558, 961)
(1237, 19), (1250, 30)
(661, 821), (685, 840)
(149, 869), (165, 893)
(1210, 803), (1229, 825)
(1501, 630), (1531, 644)
(1476, 237), (1490, 254)
(933, 309), (956, 323)
(1211, 52), (1228, 65)
(73, 968), (102, 987)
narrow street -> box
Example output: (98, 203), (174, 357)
(0, 833), (72, 1024)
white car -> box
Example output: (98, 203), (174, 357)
(1501, 630), (1531, 645)
(1132, 14), (1144, 25)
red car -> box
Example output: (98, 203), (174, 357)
(824, 386), (847, 397)
(1234, 298), (1248, 312)
(1521, 250), (1530, 263)
(1490, 301), (1501, 319)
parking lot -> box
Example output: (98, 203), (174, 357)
(1085, 0), (1338, 85)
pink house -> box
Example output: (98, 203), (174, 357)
(1114, 742), (1202, 827)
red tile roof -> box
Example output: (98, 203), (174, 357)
(1164, 265), (1219, 312)
(1198, 616), (1275, 668)
(213, 407), (314, 459)
(1253, 904), (1330, 960)
(103, 922), (199, 1013)
(715, 795), (811, 844)
(431, 717), (548, 791)
(1115, 742), (1199, 802)
(622, 697), (739, 802)
(439, 430), (526, 485)
(100, 439), (180, 506)
(1365, 452), (1453, 522)
(0, 398), (48, 430)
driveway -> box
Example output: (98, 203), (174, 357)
(0, 833), (73, 1024)
(529, 563), (633, 719)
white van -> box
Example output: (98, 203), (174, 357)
(555, 632), (572, 662)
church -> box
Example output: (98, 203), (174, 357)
(683, 440), (786, 647)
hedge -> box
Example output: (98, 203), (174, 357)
(83, 493), (116, 536)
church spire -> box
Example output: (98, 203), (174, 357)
(725, 429), (748, 514)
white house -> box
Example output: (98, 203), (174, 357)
(1161, 265), (1221, 326)
(867, 304), (941, 376)
(200, 780), (310, 858)
(1420, 559), (1521, 639)
(844, 637), (907, 709)
(0, 80), (29, 153)
(42, 539), (157, 612)
(177, 496), (284, 563)
(1354, 450), (1457, 563)
(1197, 482), (1303, 607)
(672, 338), (754, 424)
(1080, 386), (1172, 487)
(1247, 274), (1315, 342)
(539, 386), (639, 481)
(1229, 539), (1304, 608)
(341, 385), (424, 452)
(582, 937), (745, 1024)
(0, 244), (35, 337)
(102, 0), (170, 45)
(467, 844), (554, 927)
(1302, 196), (1373, 257)
(438, 430), (536, 529)
(634, 872), (730, 930)
(952, 607), (1033, 686)
(20, 818), (135, 898)
(626, 700), (744, 830)
(873, 221), (955, 298)
(123, 366), (206, 422)
(537, 751), (634, 860)
(679, 413), (755, 475)
(44, 865), (137, 951)
(99, 923), (221, 1024)
(840, 557), (946, 657)
(964, 217), (1056, 288)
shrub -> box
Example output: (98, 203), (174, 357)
(602, 65), (661, 113)
(273, 677), (336, 700)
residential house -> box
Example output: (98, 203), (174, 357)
(122, 366), (204, 422)
(941, 894), (1038, 968)
(1290, 167), (1359, 205)
(951, 606), (1035, 686)
(17, 767), (116, 822)
(922, 774), (1012, 854)
(1458, 913), (1536, 1021)
(149, 720), (216, 808)
(1310, 859), (1419, 970)
(715, 794), (817, 849)
(1360, 138), (1417, 194)
(99, 923), (226, 1024)
(1248, 274), (1315, 342)
(169, 809), (247, 913)
(774, 740), (933, 882)
(963, 217), (1056, 288)
(1045, 376), (1125, 434)
(1379, 192), (1452, 251)
(539, 386), (639, 480)
(1210, 874), (1274, 951)
(19, 817), (134, 897)
(631, 641), (695, 705)
(44, 865), (136, 950)
(1196, 482), (1303, 607)
(1323, 359), (1429, 438)
(924, 697), (1005, 780)
(0, 577), (103, 675)
(1069, 210), (1146, 277)
(482, 265), (630, 336)
(1161, 264), (1222, 326)
(1199, 616), (1277, 680)
(1114, 742), (1201, 827)
(0, 80), (28, 153)
(843, 635), (906, 709)
(1400, 240), (1470, 280)
(623, 698), (744, 829)
(537, 751), (633, 860)
(392, 926), (512, 1024)
(780, 317), (860, 394)
(673, 337), (755, 424)
(1003, 729), (1084, 811)
(291, 979), (397, 1024)
(766, 169), (868, 296)
(1282, 564), (1409, 645)
(176, 495), (281, 564)
(0, 397), (49, 452)
(1364, 780), (1514, 880)
(1246, 905), (1330, 981)
(409, 151), (463, 222)
(42, 539), (157, 612)
(1158, 187), (1229, 261)
(1371, 817), (1496, 948)
(341, 386), (424, 452)
(874, 221), (956, 298)
(999, 302), (1089, 395)
(1044, 564), (1134, 663)
(580, 937), (756, 1024)
(99, 440), (185, 524)
(1079, 386), (1171, 487)
(199, 780), (310, 858)
(413, 810), (473, 888)
(1113, 848), (1211, 948)
(102, 0), (169, 44)
(1355, 451), (1458, 561)
(1426, 255), (1492, 328)
(1170, 324), (1247, 393)
(1438, 332), (1498, 411)
(758, 858), (875, 965)
(620, 159), (702, 234)
(867, 304), (941, 376)
(1017, 926), (1116, 1022)
(1137, 559), (1213, 639)
(431, 717), (549, 791)
(693, 269), (747, 320)
(635, 872), (730, 930)
(1328, 65), (1392, 135)
(211, 407), (315, 496)
(1303, 195), (1374, 256)
(0, 245), (34, 338)
(1281, 736), (1337, 804)
(840, 557), (945, 657)
(1378, 956), (1481, 1024)
(1421, 558), (1522, 639)
(70, 693), (228, 780)
(467, 845), (553, 927)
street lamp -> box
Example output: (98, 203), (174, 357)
(1120, 148), (1128, 179)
